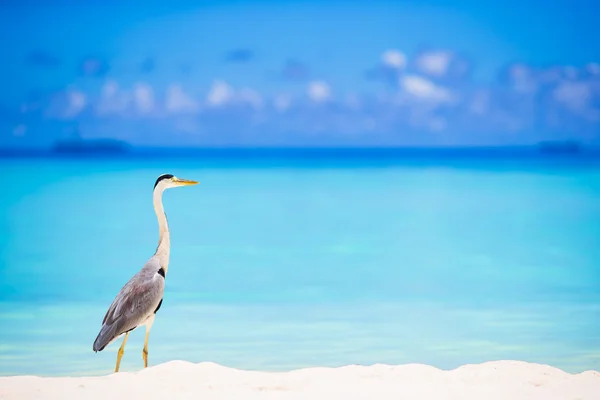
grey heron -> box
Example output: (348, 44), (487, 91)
(92, 173), (198, 372)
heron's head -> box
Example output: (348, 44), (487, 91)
(153, 174), (198, 192)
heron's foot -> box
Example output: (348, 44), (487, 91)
(142, 348), (148, 368)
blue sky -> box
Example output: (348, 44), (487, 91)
(1, 0), (600, 147)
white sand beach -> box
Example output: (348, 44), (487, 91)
(1, 360), (599, 400)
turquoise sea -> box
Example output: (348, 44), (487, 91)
(1, 154), (600, 376)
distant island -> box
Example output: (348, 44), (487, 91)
(47, 140), (583, 156)
(1, 142), (597, 160)
(51, 138), (130, 154)
(537, 140), (582, 154)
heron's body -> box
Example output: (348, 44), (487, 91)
(92, 257), (165, 352)
(92, 174), (197, 372)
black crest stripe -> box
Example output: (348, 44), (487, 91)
(154, 174), (174, 189)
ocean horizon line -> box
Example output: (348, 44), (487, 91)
(2, 144), (600, 161)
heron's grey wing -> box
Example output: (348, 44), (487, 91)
(93, 271), (164, 352)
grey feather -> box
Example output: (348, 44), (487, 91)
(93, 257), (165, 352)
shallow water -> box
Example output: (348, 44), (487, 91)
(1, 157), (599, 375)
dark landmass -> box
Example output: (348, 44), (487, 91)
(50, 138), (130, 154)
(538, 140), (582, 154)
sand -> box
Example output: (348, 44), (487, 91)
(1, 360), (599, 400)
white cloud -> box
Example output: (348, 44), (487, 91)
(538, 67), (563, 84)
(273, 94), (292, 112)
(307, 81), (331, 102)
(507, 64), (537, 94)
(400, 75), (452, 103)
(553, 81), (593, 115)
(207, 80), (234, 106)
(166, 84), (199, 113)
(415, 51), (452, 77)
(563, 66), (578, 80)
(237, 88), (263, 109)
(102, 80), (119, 98)
(586, 63), (600, 76)
(133, 83), (154, 114)
(381, 49), (406, 69)
(97, 80), (130, 115)
(30, 57), (600, 144)
(64, 91), (86, 118)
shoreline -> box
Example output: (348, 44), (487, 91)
(1, 360), (599, 399)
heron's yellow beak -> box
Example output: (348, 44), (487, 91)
(173, 178), (199, 186)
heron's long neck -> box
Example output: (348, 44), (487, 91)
(153, 188), (170, 273)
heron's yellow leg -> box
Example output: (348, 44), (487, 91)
(142, 315), (155, 368)
(142, 330), (150, 368)
(115, 332), (130, 373)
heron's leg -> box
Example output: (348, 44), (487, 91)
(142, 330), (150, 368)
(142, 315), (155, 368)
(115, 332), (130, 373)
